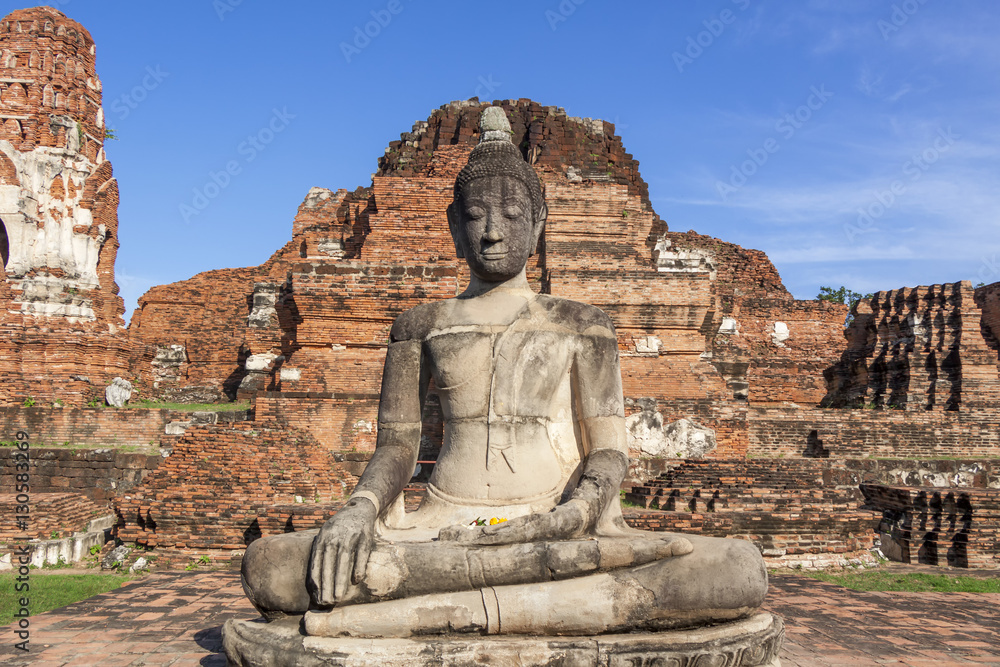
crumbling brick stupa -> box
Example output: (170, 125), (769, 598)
(0, 7), (129, 406)
(5, 6), (1000, 570)
(121, 99), (1000, 568)
(824, 281), (1000, 411)
(128, 99), (851, 460)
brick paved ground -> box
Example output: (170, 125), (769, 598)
(0, 571), (997, 666)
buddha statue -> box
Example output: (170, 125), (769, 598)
(232, 107), (778, 660)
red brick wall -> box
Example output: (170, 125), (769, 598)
(861, 485), (1000, 569)
(825, 282), (1000, 411)
(0, 8), (104, 157)
(622, 459), (877, 558)
(0, 446), (161, 503)
(115, 420), (348, 550)
(0, 406), (188, 448)
(748, 406), (1000, 459)
(0, 492), (106, 541)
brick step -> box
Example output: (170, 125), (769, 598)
(0, 492), (108, 541)
(625, 485), (859, 511)
(649, 461), (831, 491)
(631, 486), (859, 498)
(622, 508), (878, 556)
(624, 493), (860, 513)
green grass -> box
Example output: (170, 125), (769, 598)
(129, 400), (250, 412)
(618, 489), (646, 509)
(0, 441), (154, 451)
(0, 573), (132, 625)
(798, 570), (1000, 593)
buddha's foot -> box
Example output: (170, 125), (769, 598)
(305, 572), (673, 638)
(306, 589), (491, 637)
(304, 535), (766, 639)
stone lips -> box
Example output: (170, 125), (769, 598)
(0, 7), (129, 406)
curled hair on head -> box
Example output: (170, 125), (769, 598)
(453, 107), (545, 217)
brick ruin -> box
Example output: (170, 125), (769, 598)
(103, 98), (1000, 566)
(114, 98), (1000, 567)
(4, 8), (1000, 569)
(861, 484), (1000, 569)
(127, 99), (854, 460)
(114, 421), (348, 550)
(824, 281), (1000, 411)
(0, 8), (129, 406)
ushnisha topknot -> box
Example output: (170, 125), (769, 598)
(453, 106), (545, 214)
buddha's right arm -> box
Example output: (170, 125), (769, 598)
(309, 337), (428, 605)
(350, 337), (428, 512)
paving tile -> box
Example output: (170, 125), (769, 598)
(0, 571), (997, 665)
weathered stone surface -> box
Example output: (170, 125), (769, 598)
(223, 612), (784, 667)
(104, 377), (132, 407)
(102, 544), (129, 570)
(164, 421), (190, 436)
(626, 399), (717, 459)
(247, 282), (279, 328)
(161, 385), (222, 404)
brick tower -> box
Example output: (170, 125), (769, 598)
(0, 7), (129, 405)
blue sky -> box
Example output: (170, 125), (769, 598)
(29, 0), (1000, 318)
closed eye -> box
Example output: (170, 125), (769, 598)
(465, 206), (486, 219)
(503, 207), (522, 218)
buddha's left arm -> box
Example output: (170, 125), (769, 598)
(565, 328), (630, 533)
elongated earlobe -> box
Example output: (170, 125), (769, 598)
(529, 202), (547, 257)
(447, 203), (465, 259)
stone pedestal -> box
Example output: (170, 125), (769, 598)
(223, 611), (783, 666)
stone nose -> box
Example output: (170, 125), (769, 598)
(483, 216), (504, 243)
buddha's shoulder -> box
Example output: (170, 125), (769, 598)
(389, 300), (451, 342)
(533, 295), (617, 339)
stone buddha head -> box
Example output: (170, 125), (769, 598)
(447, 107), (548, 282)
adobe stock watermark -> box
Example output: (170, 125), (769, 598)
(843, 126), (958, 242)
(109, 66), (169, 121)
(179, 108), (295, 223)
(11, 430), (30, 653)
(673, 0), (752, 73)
(878, 0), (931, 40)
(546, 0), (587, 31)
(341, 0), (405, 63)
(716, 85), (834, 202)
(214, 0), (243, 21)
(974, 254), (1000, 287)
(472, 75), (501, 101)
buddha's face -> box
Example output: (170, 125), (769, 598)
(449, 176), (544, 282)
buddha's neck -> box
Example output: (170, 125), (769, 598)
(463, 268), (535, 298)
